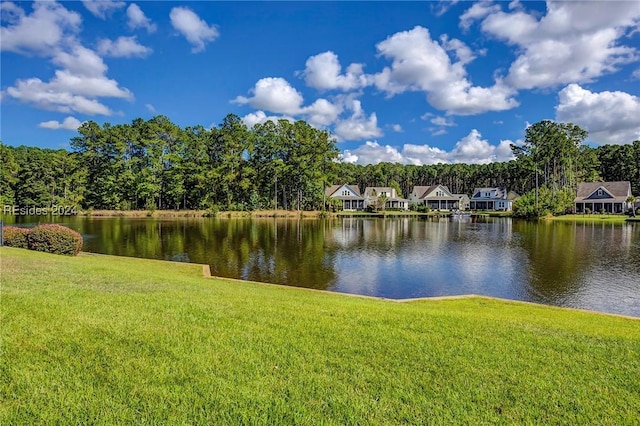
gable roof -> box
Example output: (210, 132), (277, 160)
(364, 187), (394, 196)
(411, 185), (459, 199)
(577, 180), (631, 198)
(325, 185), (341, 197)
(363, 187), (408, 202)
(423, 185), (457, 200)
(472, 187), (508, 200)
(411, 186), (434, 199)
(575, 181), (631, 200)
(507, 191), (520, 201)
(325, 184), (361, 198)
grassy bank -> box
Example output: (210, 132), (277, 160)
(2, 248), (639, 424)
(543, 214), (630, 223)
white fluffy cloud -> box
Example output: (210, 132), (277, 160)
(38, 116), (83, 130)
(342, 130), (516, 165)
(52, 44), (106, 77)
(449, 129), (514, 164)
(82, 0), (125, 19)
(333, 100), (383, 141)
(373, 26), (518, 115)
(233, 77), (304, 115)
(430, 116), (456, 127)
(6, 41), (131, 116)
(440, 35), (476, 65)
(0, 1), (81, 55)
(97, 36), (152, 58)
(234, 77), (348, 129)
(466, 1), (640, 89)
(301, 51), (370, 91)
(556, 84), (640, 145)
(459, 1), (500, 31)
(374, 26), (456, 95)
(301, 98), (343, 127)
(342, 141), (407, 165)
(170, 7), (219, 53)
(127, 4), (156, 33)
(2, 2), (134, 117)
(241, 110), (294, 128)
(433, 0), (461, 17)
(6, 69), (131, 115)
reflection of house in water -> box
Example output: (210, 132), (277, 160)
(331, 218), (365, 247)
(332, 218), (414, 248)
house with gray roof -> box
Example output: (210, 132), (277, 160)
(325, 184), (364, 211)
(574, 181), (633, 214)
(409, 185), (468, 210)
(363, 187), (409, 211)
(469, 187), (517, 211)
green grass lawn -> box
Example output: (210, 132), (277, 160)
(545, 214), (630, 222)
(2, 248), (639, 424)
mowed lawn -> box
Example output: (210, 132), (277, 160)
(1, 248), (639, 424)
(545, 214), (631, 223)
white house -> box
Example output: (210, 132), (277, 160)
(469, 187), (517, 211)
(325, 184), (365, 211)
(409, 185), (468, 210)
(363, 187), (409, 211)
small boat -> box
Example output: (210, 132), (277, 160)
(451, 211), (472, 220)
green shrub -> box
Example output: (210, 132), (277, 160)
(27, 224), (83, 256)
(3, 226), (30, 248)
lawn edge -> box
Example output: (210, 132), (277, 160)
(64, 249), (640, 321)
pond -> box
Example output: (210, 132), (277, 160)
(3, 215), (640, 317)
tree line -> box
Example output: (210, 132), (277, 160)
(1, 115), (639, 215)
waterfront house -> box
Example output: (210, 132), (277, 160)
(363, 187), (409, 211)
(325, 184), (365, 211)
(574, 181), (633, 214)
(409, 185), (467, 210)
(469, 187), (517, 211)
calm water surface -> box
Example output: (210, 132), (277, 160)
(4, 215), (640, 317)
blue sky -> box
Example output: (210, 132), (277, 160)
(2, 1), (640, 165)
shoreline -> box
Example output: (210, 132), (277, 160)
(79, 250), (639, 320)
(4, 246), (639, 424)
(68, 209), (512, 219)
(73, 209), (448, 219)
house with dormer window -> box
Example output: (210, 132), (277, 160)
(469, 187), (518, 211)
(409, 185), (467, 210)
(574, 181), (633, 214)
(363, 187), (409, 210)
(325, 184), (365, 211)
